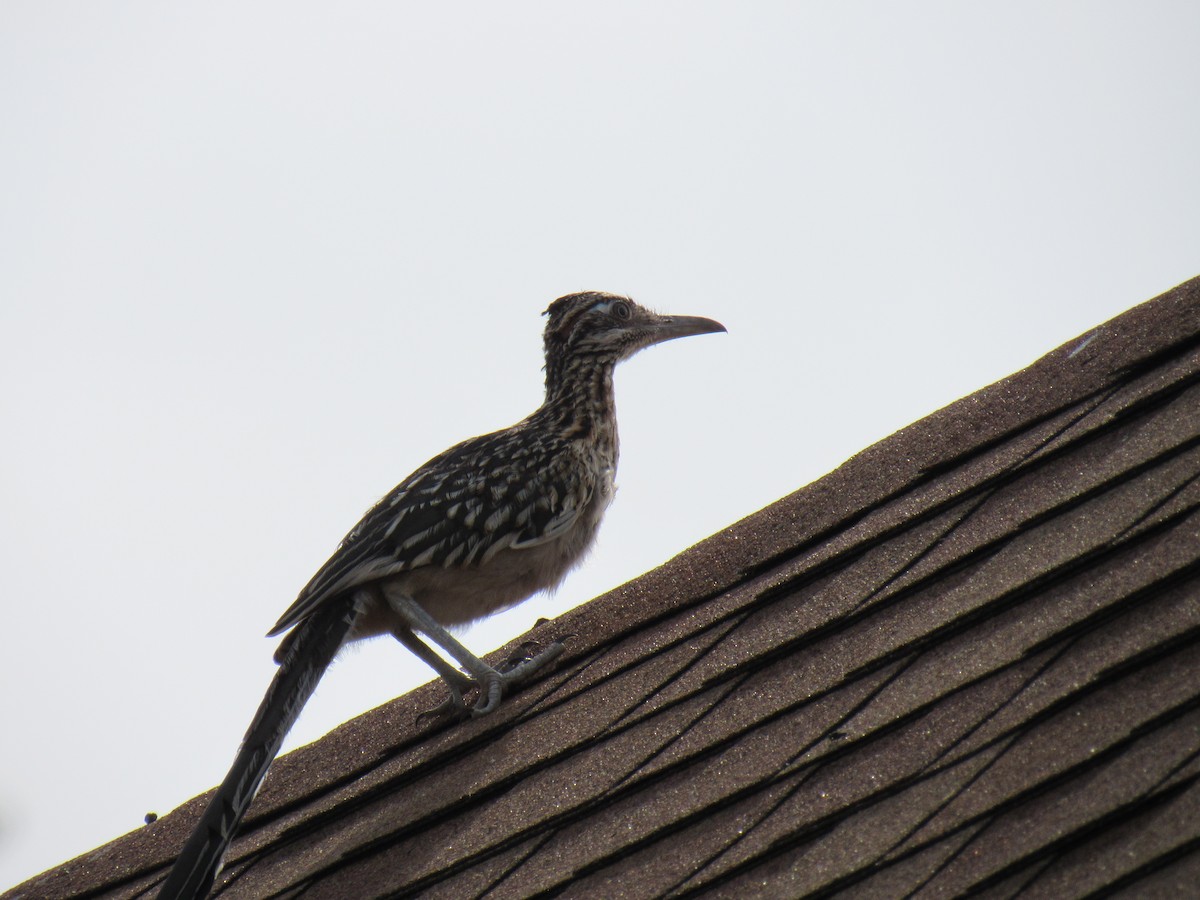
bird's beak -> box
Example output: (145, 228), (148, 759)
(645, 314), (727, 346)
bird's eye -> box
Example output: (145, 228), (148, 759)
(611, 300), (632, 321)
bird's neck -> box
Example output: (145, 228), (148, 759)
(540, 360), (619, 453)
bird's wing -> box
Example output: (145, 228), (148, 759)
(267, 425), (590, 637)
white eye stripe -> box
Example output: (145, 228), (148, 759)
(593, 298), (632, 320)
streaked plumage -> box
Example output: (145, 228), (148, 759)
(158, 291), (724, 899)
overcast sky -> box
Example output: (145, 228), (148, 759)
(3, 1), (1198, 889)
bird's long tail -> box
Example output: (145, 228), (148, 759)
(158, 599), (357, 899)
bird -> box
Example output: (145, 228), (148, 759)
(157, 291), (725, 898)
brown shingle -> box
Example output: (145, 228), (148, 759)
(10, 275), (1200, 899)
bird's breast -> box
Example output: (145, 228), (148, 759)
(371, 453), (616, 630)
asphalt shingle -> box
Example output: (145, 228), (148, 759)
(10, 275), (1200, 899)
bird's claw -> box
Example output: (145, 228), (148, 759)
(419, 640), (564, 720)
(470, 639), (563, 716)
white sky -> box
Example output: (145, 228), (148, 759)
(2, 1), (1198, 889)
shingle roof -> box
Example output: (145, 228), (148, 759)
(11, 275), (1200, 900)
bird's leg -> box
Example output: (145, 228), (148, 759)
(385, 592), (562, 716)
(390, 626), (475, 717)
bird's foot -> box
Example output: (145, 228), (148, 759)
(421, 640), (564, 720)
(468, 639), (564, 716)
(415, 668), (475, 722)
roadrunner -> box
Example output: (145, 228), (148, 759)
(158, 291), (725, 898)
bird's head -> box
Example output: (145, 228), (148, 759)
(541, 291), (725, 391)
